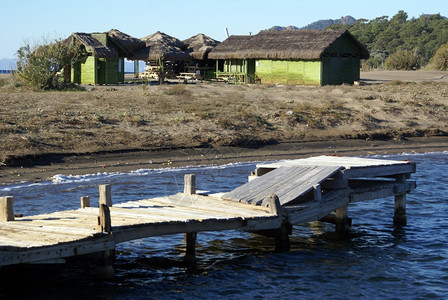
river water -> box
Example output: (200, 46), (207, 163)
(1, 152), (447, 299)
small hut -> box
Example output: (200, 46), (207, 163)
(69, 30), (144, 84)
(134, 31), (191, 80)
(208, 29), (369, 85)
(182, 33), (220, 78)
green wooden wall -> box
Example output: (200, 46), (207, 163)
(255, 60), (321, 85)
(102, 58), (120, 84)
(321, 56), (360, 85)
(320, 34), (362, 85)
(72, 56), (96, 84)
(71, 56), (122, 85)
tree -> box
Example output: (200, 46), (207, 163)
(327, 11), (448, 69)
(14, 37), (81, 90)
(430, 42), (448, 70)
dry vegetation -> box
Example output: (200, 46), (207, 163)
(1, 77), (448, 165)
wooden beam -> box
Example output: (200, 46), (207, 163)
(0, 235), (115, 267)
(113, 218), (247, 243)
(350, 180), (416, 202)
(284, 189), (350, 225)
(342, 164), (415, 178)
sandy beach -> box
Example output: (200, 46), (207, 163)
(1, 70), (448, 185)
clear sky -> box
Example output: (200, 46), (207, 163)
(0, 0), (446, 58)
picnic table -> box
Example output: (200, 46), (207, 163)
(176, 71), (203, 82)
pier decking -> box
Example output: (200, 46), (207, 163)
(0, 156), (416, 269)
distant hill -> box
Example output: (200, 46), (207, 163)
(269, 16), (356, 31)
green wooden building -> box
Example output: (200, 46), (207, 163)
(208, 30), (369, 85)
(69, 30), (144, 85)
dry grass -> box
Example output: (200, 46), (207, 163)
(0, 80), (448, 163)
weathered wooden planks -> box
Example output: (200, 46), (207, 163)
(222, 165), (342, 206)
(256, 155), (416, 178)
(0, 192), (280, 267)
(0, 156), (417, 268)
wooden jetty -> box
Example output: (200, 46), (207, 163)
(0, 156), (416, 272)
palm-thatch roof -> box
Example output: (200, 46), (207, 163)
(134, 31), (191, 61)
(208, 30), (369, 60)
(106, 29), (146, 57)
(71, 32), (119, 59)
(182, 33), (220, 60)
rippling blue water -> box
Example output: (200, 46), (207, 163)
(1, 152), (448, 299)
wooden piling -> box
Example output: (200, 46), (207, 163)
(0, 196), (14, 222)
(335, 205), (350, 233)
(99, 184), (112, 207)
(275, 223), (291, 252)
(95, 203), (115, 279)
(394, 174), (407, 225)
(184, 174), (197, 263)
(98, 204), (112, 234)
(266, 194), (290, 252)
(80, 196), (90, 208)
(184, 174), (196, 195)
(184, 232), (197, 264)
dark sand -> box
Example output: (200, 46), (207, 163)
(1, 136), (447, 185)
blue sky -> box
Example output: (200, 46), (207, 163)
(0, 0), (446, 58)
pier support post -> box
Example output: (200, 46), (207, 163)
(184, 232), (197, 264)
(266, 194), (290, 252)
(81, 196), (90, 208)
(96, 204), (115, 279)
(275, 223), (291, 252)
(184, 174), (196, 195)
(394, 174), (407, 226)
(335, 205), (350, 233)
(98, 204), (112, 234)
(99, 184), (112, 207)
(183, 174), (197, 264)
(0, 196), (14, 222)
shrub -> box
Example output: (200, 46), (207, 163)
(430, 42), (448, 71)
(163, 84), (191, 96)
(384, 49), (420, 70)
(14, 38), (81, 90)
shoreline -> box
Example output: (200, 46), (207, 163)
(1, 135), (447, 185)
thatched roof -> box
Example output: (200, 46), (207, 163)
(182, 33), (220, 60)
(71, 32), (118, 59)
(208, 30), (369, 60)
(134, 31), (191, 61)
(106, 29), (145, 57)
